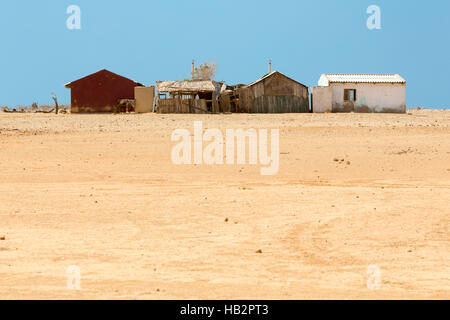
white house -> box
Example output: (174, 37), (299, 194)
(311, 74), (406, 113)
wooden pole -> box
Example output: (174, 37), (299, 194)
(51, 93), (59, 114)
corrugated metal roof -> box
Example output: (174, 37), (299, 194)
(64, 69), (144, 88)
(156, 80), (216, 93)
(321, 74), (405, 84)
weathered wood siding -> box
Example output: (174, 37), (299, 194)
(238, 72), (309, 113)
(219, 93), (231, 113)
(251, 96), (309, 113)
(157, 99), (210, 114)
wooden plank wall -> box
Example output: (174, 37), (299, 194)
(157, 98), (209, 114)
(251, 96), (309, 113)
(237, 74), (310, 113)
(218, 94), (231, 113)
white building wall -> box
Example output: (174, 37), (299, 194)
(311, 86), (332, 113)
(135, 86), (155, 113)
(329, 83), (406, 113)
(318, 74), (330, 87)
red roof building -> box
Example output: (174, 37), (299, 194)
(65, 69), (144, 113)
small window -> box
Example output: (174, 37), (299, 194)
(344, 89), (356, 101)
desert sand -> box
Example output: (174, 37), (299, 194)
(0, 110), (449, 299)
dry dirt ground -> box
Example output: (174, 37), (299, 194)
(0, 110), (449, 299)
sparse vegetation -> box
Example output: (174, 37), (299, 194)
(192, 62), (217, 81)
(0, 104), (70, 113)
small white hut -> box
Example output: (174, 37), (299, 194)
(311, 74), (406, 113)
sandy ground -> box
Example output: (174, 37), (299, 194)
(0, 110), (449, 300)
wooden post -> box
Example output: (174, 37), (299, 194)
(51, 93), (59, 114)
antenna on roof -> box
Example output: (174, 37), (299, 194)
(269, 59), (272, 73)
(191, 60), (195, 80)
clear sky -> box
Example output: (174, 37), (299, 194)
(0, 0), (449, 108)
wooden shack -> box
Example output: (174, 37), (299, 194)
(156, 80), (219, 113)
(237, 71), (309, 113)
(218, 84), (246, 113)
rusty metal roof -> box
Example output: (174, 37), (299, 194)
(320, 74), (406, 84)
(65, 69), (144, 88)
(156, 80), (216, 93)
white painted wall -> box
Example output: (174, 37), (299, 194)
(311, 86), (332, 113)
(329, 83), (406, 113)
(135, 86), (155, 113)
(318, 74), (330, 87)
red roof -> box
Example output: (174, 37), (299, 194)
(65, 69), (144, 88)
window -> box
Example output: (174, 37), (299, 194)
(344, 89), (356, 101)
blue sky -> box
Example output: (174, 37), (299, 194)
(0, 0), (449, 108)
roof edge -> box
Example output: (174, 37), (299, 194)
(247, 71), (308, 88)
(65, 69), (145, 88)
(323, 74), (406, 83)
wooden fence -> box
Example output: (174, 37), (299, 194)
(157, 98), (219, 114)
